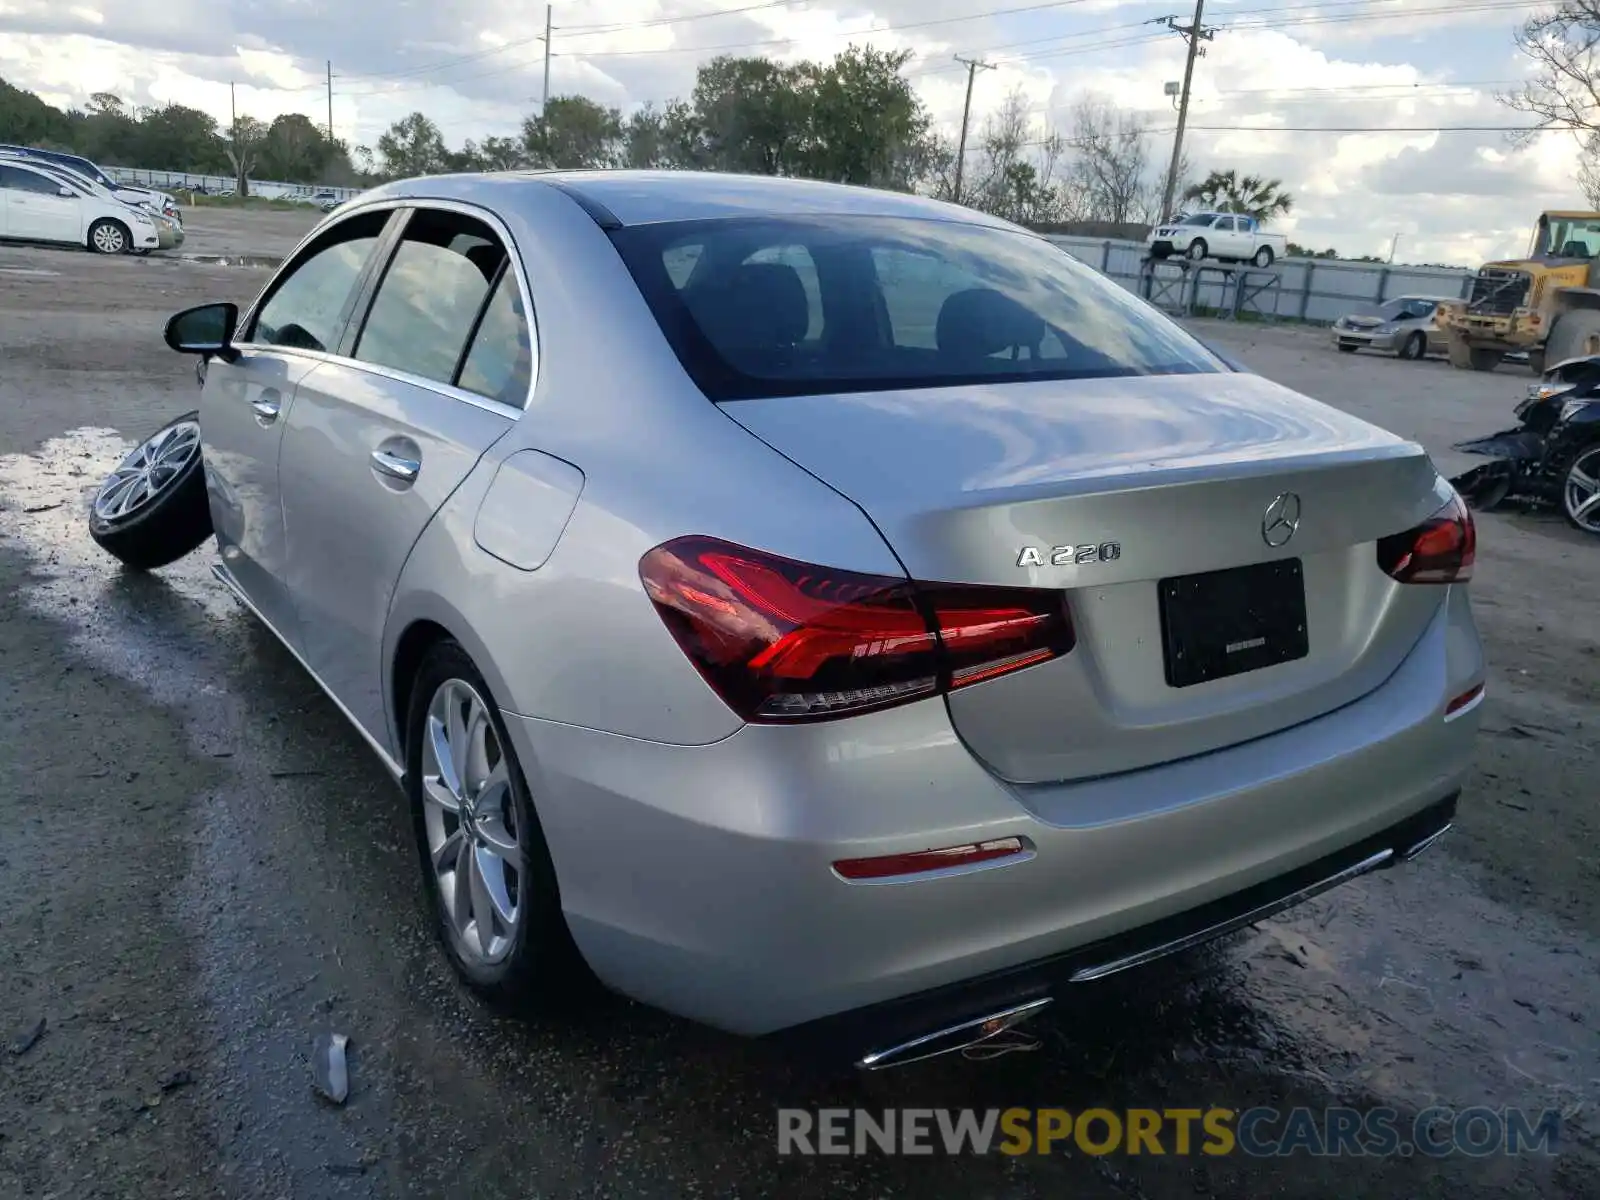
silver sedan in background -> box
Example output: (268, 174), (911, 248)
(1332, 294), (1460, 360)
(107, 171), (1484, 1069)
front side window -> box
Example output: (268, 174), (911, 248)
(250, 210), (390, 352)
(610, 215), (1225, 402)
(1179, 214), (1216, 227)
(354, 208), (507, 386)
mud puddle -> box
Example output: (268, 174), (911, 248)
(2, 427), (1596, 1197)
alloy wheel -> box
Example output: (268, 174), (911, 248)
(92, 223), (126, 254)
(420, 678), (524, 965)
(92, 419), (200, 522)
(1563, 446), (1600, 534)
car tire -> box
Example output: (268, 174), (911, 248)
(404, 640), (592, 1011)
(1252, 246), (1275, 268)
(1399, 331), (1427, 361)
(87, 218), (130, 255)
(1557, 441), (1600, 534)
(88, 411), (214, 571)
(1187, 239), (1208, 262)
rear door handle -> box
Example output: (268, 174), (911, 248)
(251, 389), (281, 424)
(370, 448), (421, 483)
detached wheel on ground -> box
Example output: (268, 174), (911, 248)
(1399, 331), (1427, 361)
(405, 640), (592, 1010)
(87, 218), (130, 255)
(88, 411), (213, 570)
(1558, 442), (1600, 534)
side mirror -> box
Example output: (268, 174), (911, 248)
(164, 301), (240, 362)
(58, 186), (73, 197)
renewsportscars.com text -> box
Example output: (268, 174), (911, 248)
(777, 1106), (1562, 1158)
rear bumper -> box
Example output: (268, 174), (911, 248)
(783, 791), (1457, 1065)
(501, 588), (1482, 1039)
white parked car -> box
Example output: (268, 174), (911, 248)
(0, 151), (179, 230)
(1147, 212), (1287, 268)
(0, 145), (181, 224)
(0, 159), (161, 254)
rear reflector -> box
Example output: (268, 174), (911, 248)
(1445, 681), (1484, 717)
(833, 837), (1031, 881)
(1377, 490), (1475, 584)
(639, 536), (1074, 723)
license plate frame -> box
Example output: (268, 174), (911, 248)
(1158, 558), (1309, 689)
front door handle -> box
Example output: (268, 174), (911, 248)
(370, 448), (421, 483)
(251, 389), (281, 424)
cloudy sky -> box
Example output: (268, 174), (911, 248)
(0, 0), (1581, 263)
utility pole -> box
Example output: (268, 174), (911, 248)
(541, 6), (553, 128)
(1158, 0), (1215, 224)
(952, 54), (994, 205)
(326, 61), (334, 141)
(229, 81), (236, 130)
(1388, 232), (1401, 263)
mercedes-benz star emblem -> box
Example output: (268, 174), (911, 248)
(1262, 492), (1302, 548)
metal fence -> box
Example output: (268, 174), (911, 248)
(1044, 235), (1476, 323)
(104, 166), (366, 203)
(89, 171), (1478, 314)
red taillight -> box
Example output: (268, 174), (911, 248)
(833, 837), (1032, 881)
(638, 536), (1075, 723)
(1376, 491), (1476, 584)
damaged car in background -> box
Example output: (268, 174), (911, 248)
(1451, 354), (1600, 534)
(82, 171), (1484, 1070)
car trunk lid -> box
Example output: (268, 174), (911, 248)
(721, 371), (1451, 783)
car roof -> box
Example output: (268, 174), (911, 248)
(356, 169), (1026, 232)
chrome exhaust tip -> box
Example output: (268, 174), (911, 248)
(856, 997), (1052, 1071)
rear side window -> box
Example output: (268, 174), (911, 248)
(610, 215), (1224, 401)
(0, 165), (61, 195)
(354, 208), (507, 387)
(456, 269), (535, 408)
(250, 210), (390, 352)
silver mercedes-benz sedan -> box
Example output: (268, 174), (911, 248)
(114, 170), (1483, 1068)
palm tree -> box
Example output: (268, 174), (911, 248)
(1180, 169), (1294, 223)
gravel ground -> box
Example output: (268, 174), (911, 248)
(0, 214), (1596, 1199)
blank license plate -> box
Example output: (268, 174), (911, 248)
(1158, 559), (1309, 689)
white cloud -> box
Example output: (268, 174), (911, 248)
(0, 0), (1582, 265)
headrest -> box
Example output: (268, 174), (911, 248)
(936, 287), (1046, 363)
(687, 262), (809, 356)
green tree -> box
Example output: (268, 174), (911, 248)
(256, 113), (336, 183)
(688, 55), (815, 175)
(0, 77), (73, 145)
(1181, 169), (1293, 222)
(376, 112), (449, 179)
(131, 104), (227, 173)
(620, 101), (700, 169)
(454, 135), (526, 171)
(801, 46), (936, 189)
(522, 95), (624, 168)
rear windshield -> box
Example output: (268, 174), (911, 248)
(608, 215), (1225, 401)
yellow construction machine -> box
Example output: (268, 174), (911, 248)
(1436, 210), (1600, 374)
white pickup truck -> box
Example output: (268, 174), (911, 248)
(1146, 212), (1287, 268)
